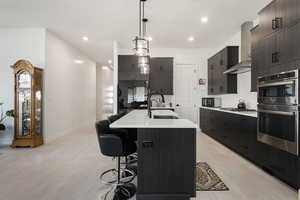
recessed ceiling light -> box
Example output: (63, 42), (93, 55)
(108, 60), (112, 64)
(82, 36), (89, 41)
(201, 17), (208, 24)
(102, 66), (109, 70)
(188, 36), (195, 42)
(147, 36), (153, 41)
(74, 60), (84, 64)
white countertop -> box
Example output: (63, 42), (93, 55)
(200, 107), (257, 118)
(110, 110), (197, 129)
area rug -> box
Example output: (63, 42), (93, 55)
(196, 162), (229, 191)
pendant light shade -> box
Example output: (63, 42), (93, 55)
(140, 65), (150, 74)
(133, 36), (149, 56)
(138, 56), (150, 66)
(133, 0), (150, 57)
(138, 56), (150, 74)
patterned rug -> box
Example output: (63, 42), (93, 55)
(196, 162), (229, 191)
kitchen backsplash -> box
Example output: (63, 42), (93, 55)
(209, 71), (257, 109)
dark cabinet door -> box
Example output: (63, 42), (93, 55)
(267, 33), (284, 74)
(207, 47), (238, 95)
(118, 55), (147, 81)
(259, 1), (278, 37)
(213, 53), (221, 94)
(199, 108), (209, 131)
(207, 59), (215, 95)
(149, 57), (173, 95)
(251, 46), (258, 92)
(120, 55), (139, 73)
(138, 128), (196, 197)
(267, 148), (299, 188)
(260, 38), (270, 76)
(277, 0), (300, 29)
(218, 50), (227, 94)
(284, 22), (300, 63)
(251, 25), (261, 92)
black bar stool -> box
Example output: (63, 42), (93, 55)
(95, 120), (137, 200)
(108, 114), (138, 165)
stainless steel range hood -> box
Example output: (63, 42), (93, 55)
(224, 21), (254, 74)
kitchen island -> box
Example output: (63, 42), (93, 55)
(110, 110), (197, 200)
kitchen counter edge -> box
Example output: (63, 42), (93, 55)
(200, 107), (257, 118)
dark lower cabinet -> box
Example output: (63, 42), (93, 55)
(200, 108), (299, 189)
(137, 128), (196, 200)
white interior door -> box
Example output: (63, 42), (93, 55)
(174, 65), (199, 125)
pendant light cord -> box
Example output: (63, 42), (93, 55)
(139, 0), (142, 37)
(142, 0), (145, 37)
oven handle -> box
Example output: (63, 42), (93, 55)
(258, 80), (295, 88)
(258, 109), (296, 116)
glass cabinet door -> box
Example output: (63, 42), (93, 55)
(35, 90), (42, 135)
(17, 71), (32, 137)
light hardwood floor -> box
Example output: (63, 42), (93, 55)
(0, 129), (298, 200)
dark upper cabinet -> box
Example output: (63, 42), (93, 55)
(251, 26), (259, 92)
(118, 55), (174, 94)
(251, 0), (300, 89)
(258, 1), (278, 37)
(282, 22), (300, 63)
(207, 58), (215, 94)
(118, 55), (147, 81)
(258, 0), (300, 38)
(277, 0), (300, 29)
(149, 57), (174, 95)
(208, 46), (238, 95)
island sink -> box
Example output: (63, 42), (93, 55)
(153, 115), (178, 119)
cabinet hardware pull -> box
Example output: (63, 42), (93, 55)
(142, 141), (154, 148)
(272, 52), (280, 63)
(272, 19), (277, 30)
(272, 18), (282, 30)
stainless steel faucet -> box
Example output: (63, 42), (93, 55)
(147, 91), (165, 118)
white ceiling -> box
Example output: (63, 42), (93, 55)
(0, 0), (272, 64)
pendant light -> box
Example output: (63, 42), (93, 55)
(133, 0), (150, 57)
(138, 17), (150, 74)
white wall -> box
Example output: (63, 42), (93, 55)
(44, 31), (96, 143)
(0, 28), (46, 133)
(96, 65), (114, 121)
(113, 41), (119, 114)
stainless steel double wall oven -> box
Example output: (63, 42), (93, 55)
(257, 70), (299, 155)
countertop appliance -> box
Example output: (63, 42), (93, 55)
(202, 97), (221, 108)
(257, 70), (299, 155)
(237, 99), (247, 110)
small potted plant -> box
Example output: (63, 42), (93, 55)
(0, 103), (14, 131)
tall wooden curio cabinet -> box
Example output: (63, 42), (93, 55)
(11, 60), (43, 148)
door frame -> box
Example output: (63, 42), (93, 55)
(174, 63), (200, 128)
